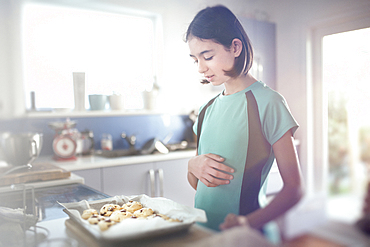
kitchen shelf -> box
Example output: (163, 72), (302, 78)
(24, 109), (189, 119)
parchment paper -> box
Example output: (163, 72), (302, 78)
(59, 194), (207, 243)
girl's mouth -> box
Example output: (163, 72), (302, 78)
(205, 75), (214, 82)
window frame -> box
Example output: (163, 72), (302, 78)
(310, 14), (370, 195)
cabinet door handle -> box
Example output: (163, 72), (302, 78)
(157, 168), (164, 197)
(149, 169), (155, 197)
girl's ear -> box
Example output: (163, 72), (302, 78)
(231, 38), (243, 57)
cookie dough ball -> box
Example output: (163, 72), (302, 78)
(155, 213), (170, 221)
(155, 213), (181, 222)
(133, 208), (154, 218)
(167, 217), (182, 222)
(87, 215), (105, 225)
(100, 204), (122, 216)
(81, 209), (98, 220)
(110, 209), (133, 222)
(122, 201), (143, 213)
(98, 218), (116, 231)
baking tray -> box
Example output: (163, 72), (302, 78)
(59, 194), (207, 245)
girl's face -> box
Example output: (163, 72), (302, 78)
(188, 37), (240, 86)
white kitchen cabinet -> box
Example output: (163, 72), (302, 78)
(102, 162), (154, 197)
(99, 158), (195, 207)
(73, 168), (102, 192)
(68, 155), (197, 207)
(153, 159), (196, 207)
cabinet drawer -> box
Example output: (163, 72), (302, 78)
(102, 162), (154, 196)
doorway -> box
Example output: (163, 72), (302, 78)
(323, 27), (370, 222)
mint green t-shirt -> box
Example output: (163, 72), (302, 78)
(193, 81), (298, 231)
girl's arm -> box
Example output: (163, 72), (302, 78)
(188, 152), (234, 189)
(187, 168), (199, 190)
(220, 130), (304, 230)
(188, 152), (199, 190)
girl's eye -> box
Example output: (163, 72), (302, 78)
(193, 60), (198, 64)
(205, 56), (213, 61)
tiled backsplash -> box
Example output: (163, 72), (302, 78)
(0, 114), (195, 156)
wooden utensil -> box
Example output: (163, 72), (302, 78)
(0, 163), (70, 186)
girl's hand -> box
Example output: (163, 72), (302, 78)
(219, 213), (249, 230)
(188, 153), (234, 187)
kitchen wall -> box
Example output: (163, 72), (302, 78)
(0, 114), (194, 156)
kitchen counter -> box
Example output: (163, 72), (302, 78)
(3, 150), (369, 246)
(0, 181), (216, 247)
(35, 149), (196, 172)
(0, 173), (84, 193)
(35, 216), (369, 247)
(2, 181), (368, 246)
(36, 216), (215, 247)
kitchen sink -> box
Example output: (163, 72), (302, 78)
(94, 144), (196, 159)
(94, 149), (142, 158)
(94, 140), (196, 159)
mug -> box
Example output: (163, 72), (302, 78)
(89, 94), (107, 111)
(109, 94), (124, 110)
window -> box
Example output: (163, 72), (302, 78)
(22, 3), (156, 110)
(324, 27), (370, 222)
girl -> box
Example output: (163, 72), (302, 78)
(186, 5), (303, 241)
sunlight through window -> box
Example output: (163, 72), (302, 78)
(22, 3), (155, 110)
(324, 27), (370, 222)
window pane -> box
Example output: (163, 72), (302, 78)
(324, 27), (370, 222)
(22, 4), (154, 110)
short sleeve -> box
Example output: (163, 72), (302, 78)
(262, 93), (299, 145)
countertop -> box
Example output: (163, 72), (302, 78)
(1, 178), (368, 246)
(0, 173), (84, 193)
(36, 216), (216, 247)
(34, 216), (370, 247)
(35, 149), (196, 172)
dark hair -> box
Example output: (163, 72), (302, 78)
(185, 5), (253, 84)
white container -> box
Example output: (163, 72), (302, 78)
(89, 94), (107, 111)
(101, 133), (112, 151)
(142, 90), (157, 110)
(109, 94), (124, 110)
(73, 72), (85, 111)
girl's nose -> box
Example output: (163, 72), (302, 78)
(198, 61), (208, 74)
